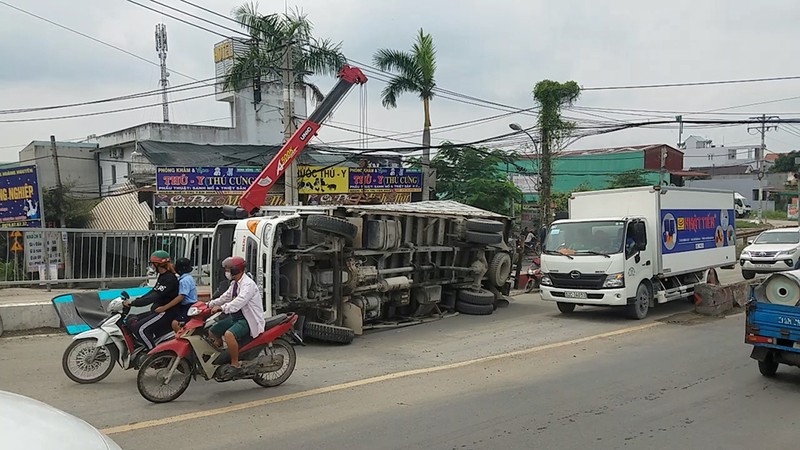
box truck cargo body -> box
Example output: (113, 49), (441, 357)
(539, 186), (737, 319)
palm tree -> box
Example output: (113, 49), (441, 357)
(373, 29), (437, 200)
(224, 2), (346, 103)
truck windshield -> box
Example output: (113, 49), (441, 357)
(544, 221), (626, 255)
(755, 232), (800, 244)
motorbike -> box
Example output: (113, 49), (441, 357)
(136, 302), (301, 403)
(61, 291), (175, 384)
(525, 256), (542, 293)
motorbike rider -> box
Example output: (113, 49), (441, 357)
(202, 256), (265, 375)
(150, 257), (199, 333)
(123, 250), (179, 349)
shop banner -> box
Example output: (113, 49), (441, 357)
(297, 166), (349, 194)
(661, 209), (735, 254)
(154, 192), (285, 208)
(0, 165), (42, 228)
(156, 166), (262, 192)
(348, 168), (422, 193)
(306, 192), (412, 205)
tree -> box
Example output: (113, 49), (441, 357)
(551, 182), (593, 212)
(42, 183), (97, 228)
(431, 143), (521, 215)
(769, 150), (800, 173)
(607, 169), (650, 189)
(224, 3), (346, 103)
(532, 80), (581, 226)
(373, 28), (437, 200)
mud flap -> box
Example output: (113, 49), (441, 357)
(750, 345), (771, 362)
(342, 302), (363, 336)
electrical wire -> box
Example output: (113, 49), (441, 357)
(144, 0), (249, 38)
(582, 75), (800, 91)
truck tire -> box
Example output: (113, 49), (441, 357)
(455, 301), (493, 315)
(488, 253), (512, 287)
(626, 283), (651, 320)
(758, 359), (779, 377)
(457, 289), (495, 306)
(556, 302), (576, 314)
(465, 218), (504, 233)
(306, 215), (358, 241)
(465, 231), (503, 245)
(303, 321), (355, 345)
(742, 270), (755, 280)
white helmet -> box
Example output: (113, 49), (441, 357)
(107, 298), (124, 313)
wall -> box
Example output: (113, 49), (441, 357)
(19, 141), (100, 198)
(683, 144), (761, 169)
(643, 145), (683, 171)
(684, 173), (787, 211)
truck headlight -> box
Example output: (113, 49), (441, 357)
(740, 251), (751, 258)
(540, 274), (552, 286)
(603, 273), (624, 288)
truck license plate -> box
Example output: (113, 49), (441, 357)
(755, 264), (770, 268)
(565, 291), (587, 299)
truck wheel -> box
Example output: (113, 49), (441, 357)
(303, 321), (355, 345)
(455, 301), (493, 315)
(556, 302), (576, 314)
(457, 289), (495, 306)
(758, 359), (779, 377)
(742, 270), (755, 280)
(488, 253), (512, 287)
(306, 216), (358, 241)
(465, 231), (503, 245)
(465, 218), (504, 233)
(626, 283), (651, 320)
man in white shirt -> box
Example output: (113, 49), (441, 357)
(205, 256), (265, 372)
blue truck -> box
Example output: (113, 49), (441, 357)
(745, 291), (800, 377)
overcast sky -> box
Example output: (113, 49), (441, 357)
(2, 0), (800, 165)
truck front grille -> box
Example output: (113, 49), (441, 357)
(549, 272), (606, 289)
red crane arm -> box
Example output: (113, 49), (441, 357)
(238, 65), (368, 214)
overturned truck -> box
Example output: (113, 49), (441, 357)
(211, 201), (514, 343)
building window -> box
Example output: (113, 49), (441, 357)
(707, 154), (714, 161)
(728, 149), (736, 160)
(111, 165), (117, 184)
(752, 189), (766, 201)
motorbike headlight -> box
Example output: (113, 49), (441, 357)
(527, 267), (535, 276)
(187, 306), (201, 317)
(603, 273), (625, 288)
(540, 273), (552, 286)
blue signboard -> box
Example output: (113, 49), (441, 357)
(0, 165), (42, 228)
(156, 166), (262, 192)
(661, 209), (735, 254)
(348, 167), (423, 193)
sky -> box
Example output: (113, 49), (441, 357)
(2, 0), (800, 166)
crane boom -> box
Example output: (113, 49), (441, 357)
(238, 65), (368, 214)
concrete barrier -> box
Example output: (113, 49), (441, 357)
(0, 302), (61, 335)
(694, 280), (752, 316)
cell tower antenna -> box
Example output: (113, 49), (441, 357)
(155, 23), (170, 123)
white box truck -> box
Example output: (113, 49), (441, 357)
(539, 186), (737, 319)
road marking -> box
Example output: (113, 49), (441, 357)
(102, 321), (663, 436)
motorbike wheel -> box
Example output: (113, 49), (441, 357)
(253, 338), (296, 388)
(62, 338), (116, 384)
(525, 280), (535, 293)
(137, 351), (192, 403)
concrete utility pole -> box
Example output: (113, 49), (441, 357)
(283, 41), (299, 205)
(748, 114), (778, 223)
(155, 24), (170, 123)
(795, 156), (800, 226)
(49, 135), (64, 227)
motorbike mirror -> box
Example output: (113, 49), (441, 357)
(121, 291), (130, 300)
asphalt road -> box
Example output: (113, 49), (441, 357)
(3, 267), (792, 450)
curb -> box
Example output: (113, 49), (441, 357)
(0, 302), (60, 337)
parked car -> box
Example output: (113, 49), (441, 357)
(740, 228), (800, 279)
(0, 390), (121, 450)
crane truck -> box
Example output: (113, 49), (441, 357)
(211, 66), (515, 344)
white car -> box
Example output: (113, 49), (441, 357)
(740, 228), (800, 279)
(0, 390), (121, 450)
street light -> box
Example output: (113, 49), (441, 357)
(509, 123), (542, 225)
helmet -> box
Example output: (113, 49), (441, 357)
(222, 256), (246, 276)
(149, 250), (171, 264)
(175, 257), (193, 275)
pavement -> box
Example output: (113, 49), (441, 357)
(1, 266), (778, 449)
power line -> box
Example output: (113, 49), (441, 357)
(144, 0), (249, 37)
(583, 75), (800, 91)
(124, 0), (233, 39)
(177, 0), (246, 27)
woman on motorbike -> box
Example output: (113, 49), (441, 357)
(124, 250), (179, 349)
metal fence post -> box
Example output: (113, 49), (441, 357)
(100, 232), (108, 290)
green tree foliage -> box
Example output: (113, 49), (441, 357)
(42, 183), (97, 228)
(769, 150), (800, 173)
(551, 182), (593, 212)
(607, 169), (650, 189)
(431, 143), (521, 215)
(224, 3), (346, 102)
(532, 80), (581, 225)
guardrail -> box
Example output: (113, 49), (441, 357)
(0, 227), (213, 290)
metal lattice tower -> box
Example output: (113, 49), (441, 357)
(155, 23), (170, 123)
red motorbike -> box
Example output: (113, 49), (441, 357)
(136, 303), (300, 403)
(525, 256), (542, 293)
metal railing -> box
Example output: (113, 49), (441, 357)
(0, 227), (213, 290)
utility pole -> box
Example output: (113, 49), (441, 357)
(795, 156), (800, 226)
(49, 135), (64, 227)
(50, 135), (72, 285)
(155, 24), (170, 123)
(748, 114), (778, 224)
(283, 41), (299, 206)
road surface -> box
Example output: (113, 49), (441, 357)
(3, 268), (793, 449)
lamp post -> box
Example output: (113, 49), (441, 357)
(510, 123), (541, 225)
